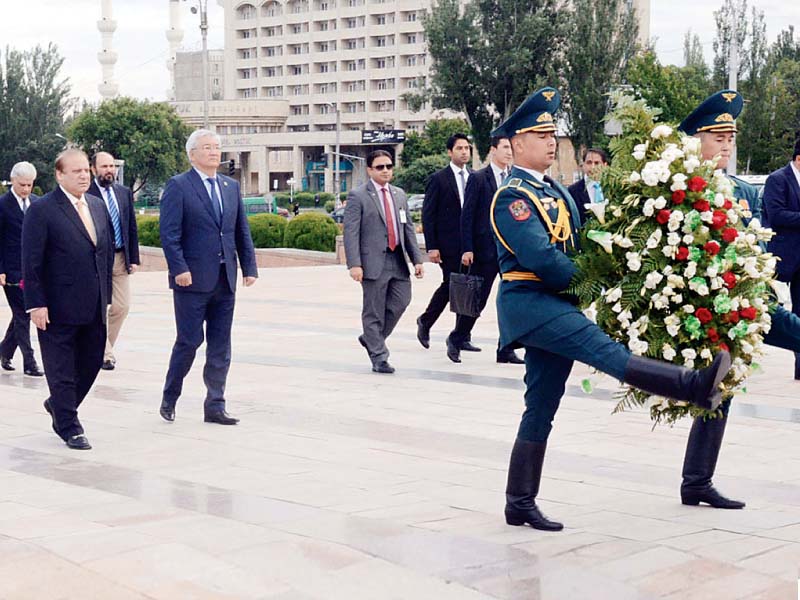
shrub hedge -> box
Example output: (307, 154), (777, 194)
(248, 213), (287, 248)
(136, 215), (161, 247)
(283, 213), (339, 252)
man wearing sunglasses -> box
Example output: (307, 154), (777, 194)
(344, 150), (424, 373)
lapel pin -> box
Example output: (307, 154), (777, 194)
(223, 181), (228, 187)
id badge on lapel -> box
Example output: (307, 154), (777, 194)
(398, 209), (408, 224)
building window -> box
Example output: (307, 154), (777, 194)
(405, 55), (416, 66)
(237, 4), (256, 20)
(404, 11), (417, 21)
(239, 48), (253, 59)
(240, 87), (256, 98)
(262, 1), (281, 16)
(406, 33), (416, 44)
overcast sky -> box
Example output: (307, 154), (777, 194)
(2, 0), (798, 104)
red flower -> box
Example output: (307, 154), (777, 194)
(711, 210), (728, 230)
(721, 228), (738, 243)
(725, 311), (740, 324)
(693, 199), (711, 212)
(719, 342), (730, 352)
(696, 308), (713, 324)
(676, 246), (690, 260)
(672, 190), (686, 204)
(740, 306), (757, 320)
(656, 209), (671, 224)
(721, 271), (737, 289)
(688, 176), (708, 192)
(723, 199), (733, 210)
(704, 241), (721, 256)
(707, 328), (720, 343)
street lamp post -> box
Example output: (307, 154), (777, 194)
(191, 0), (210, 129)
(327, 102), (342, 208)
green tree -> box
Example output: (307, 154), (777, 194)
(67, 97), (191, 192)
(0, 44), (71, 191)
(399, 118), (470, 165)
(560, 0), (639, 159)
(624, 51), (712, 124)
(393, 154), (449, 193)
(412, 0), (563, 156)
(683, 30), (707, 70)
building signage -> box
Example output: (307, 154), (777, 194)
(361, 129), (406, 144)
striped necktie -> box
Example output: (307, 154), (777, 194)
(105, 187), (123, 248)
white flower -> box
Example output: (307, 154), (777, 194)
(683, 156), (701, 173)
(673, 293), (683, 304)
(705, 265), (719, 278)
(626, 252), (642, 272)
(584, 201), (609, 224)
(684, 262), (697, 279)
(700, 348), (712, 360)
(667, 274), (685, 288)
(670, 173), (688, 191)
(682, 234), (694, 245)
(682, 136), (702, 154)
(652, 294), (669, 309)
(644, 271), (664, 289)
(612, 301), (623, 313)
(651, 124), (673, 139)
(681, 348), (697, 360)
(629, 171), (641, 183)
(583, 302), (597, 323)
(660, 143), (684, 164)
(605, 287), (622, 303)
(667, 232), (681, 246)
(632, 142), (648, 161)
(709, 276), (723, 290)
(643, 197), (656, 216)
(646, 229), (662, 249)
(727, 210), (739, 225)
(713, 193), (726, 208)
(700, 210), (714, 223)
(665, 314), (681, 336)
(614, 234), (634, 248)
(628, 338), (649, 356)
(683, 304), (695, 313)
(653, 195), (667, 209)
(662, 344), (677, 361)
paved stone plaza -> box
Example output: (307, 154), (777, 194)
(0, 265), (798, 599)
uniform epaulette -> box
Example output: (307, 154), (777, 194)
(507, 178), (523, 188)
(505, 177), (544, 191)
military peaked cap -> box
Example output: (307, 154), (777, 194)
(678, 89), (743, 135)
(491, 87), (560, 138)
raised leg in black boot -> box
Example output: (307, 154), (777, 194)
(505, 438), (563, 531)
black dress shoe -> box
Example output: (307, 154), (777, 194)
(159, 401), (176, 422)
(204, 411), (240, 425)
(497, 351), (525, 364)
(416, 317), (430, 349)
(66, 434), (92, 450)
(681, 486), (745, 509)
(43, 399), (59, 436)
(446, 337), (461, 363)
(1, 357), (14, 371)
(372, 361), (395, 374)
(460, 341), (482, 352)
(101, 360), (115, 371)
(24, 365), (44, 377)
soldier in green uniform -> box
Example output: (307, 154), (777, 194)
(492, 88), (734, 531)
(676, 90), (800, 509)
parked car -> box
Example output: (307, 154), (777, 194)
(407, 194), (425, 211)
(331, 206), (345, 223)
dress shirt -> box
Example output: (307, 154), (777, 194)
(490, 162), (508, 188)
(791, 161), (800, 191)
(449, 162), (469, 206)
(193, 167), (224, 216)
(10, 189), (28, 213)
(370, 179), (400, 245)
(514, 165), (547, 185)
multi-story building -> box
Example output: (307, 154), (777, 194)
(174, 50), (225, 101)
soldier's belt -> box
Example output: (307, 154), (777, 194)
(501, 271), (542, 282)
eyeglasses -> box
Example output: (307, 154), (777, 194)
(371, 164), (393, 171)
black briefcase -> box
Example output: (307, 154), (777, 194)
(449, 267), (484, 317)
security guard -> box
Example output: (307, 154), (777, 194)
(676, 90), (800, 510)
(492, 88), (733, 531)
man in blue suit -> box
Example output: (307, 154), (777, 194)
(763, 135), (800, 378)
(23, 149), (115, 450)
(459, 135), (523, 364)
(492, 88), (732, 532)
(0, 161), (43, 376)
(159, 129), (257, 425)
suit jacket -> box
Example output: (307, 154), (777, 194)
(343, 181), (423, 280)
(0, 191), (38, 283)
(22, 187), (114, 325)
(763, 163), (800, 282)
(422, 166), (467, 262)
(461, 165), (499, 265)
(567, 178), (591, 225)
(88, 180), (140, 271)
(159, 169), (257, 293)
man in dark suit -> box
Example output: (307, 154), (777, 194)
(344, 150), (425, 373)
(458, 136), (522, 364)
(159, 129), (258, 425)
(567, 148), (608, 225)
(23, 149), (114, 450)
(418, 133), (474, 360)
(0, 161), (43, 376)
(88, 151), (140, 371)
(763, 135), (800, 378)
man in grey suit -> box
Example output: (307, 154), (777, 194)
(344, 150), (424, 373)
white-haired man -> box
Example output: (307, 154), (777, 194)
(159, 129), (257, 425)
(0, 161), (43, 376)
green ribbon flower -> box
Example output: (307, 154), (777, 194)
(689, 247), (703, 262)
(730, 321), (749, 339)
(587, 230), (614, 254)
(685, 210), (702, 230)
(683, 315), (703, 339)
(724, 245), (738, 262)
(713, 294), (732, 314)
(712, 256), (724, 270)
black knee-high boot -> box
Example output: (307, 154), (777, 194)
(623, 351), (731, 410)
(681, 414), (745, 509)
(504, 438), (563, 531)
